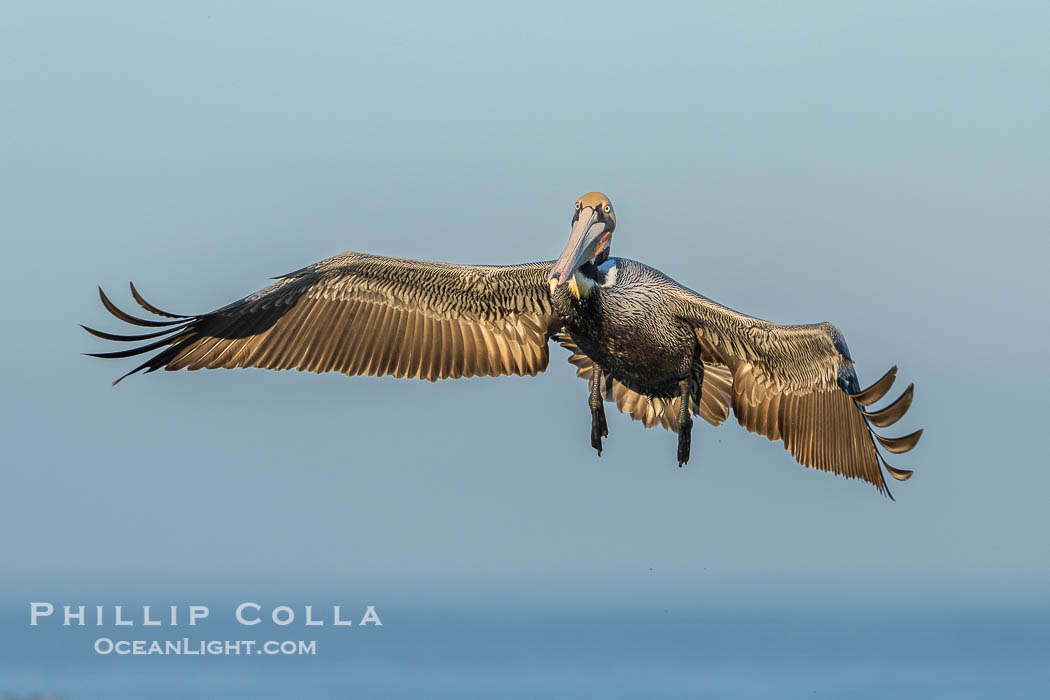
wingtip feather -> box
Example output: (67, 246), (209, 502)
(864, 383), (914, 428)
(129, 281), (188, 318)
(850, 365), (898, 406)
(874, 428), (923, 454)
(98, 286), (183, 327)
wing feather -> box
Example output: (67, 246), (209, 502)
(669, 282), (921, 494)
(86, 254), (557, 384)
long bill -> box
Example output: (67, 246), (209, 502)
(548, 207), (610, 288)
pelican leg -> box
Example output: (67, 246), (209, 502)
(589, 366), (608, 455)
(676, 372), (699, 467)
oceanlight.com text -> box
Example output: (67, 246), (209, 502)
(93, 637), (317, 656)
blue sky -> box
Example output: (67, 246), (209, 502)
(2, 1), (1048, 603)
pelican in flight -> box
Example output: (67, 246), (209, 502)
(85, 192), (921, 495)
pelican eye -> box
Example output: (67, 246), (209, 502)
(575, 202), (581, 210)
(603, 204), (611, 213)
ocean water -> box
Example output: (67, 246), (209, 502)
(3, 596), (1047, 699)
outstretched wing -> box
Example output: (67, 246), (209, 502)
(84, 253), (558, 384)
(555, 333), (734, 431)
(671, 285), (921, 495)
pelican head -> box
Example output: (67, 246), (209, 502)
(549, 192), (616, 289)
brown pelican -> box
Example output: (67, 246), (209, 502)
(84, 192), (921, 495)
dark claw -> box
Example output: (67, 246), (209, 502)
(591, 422), (604, 455)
